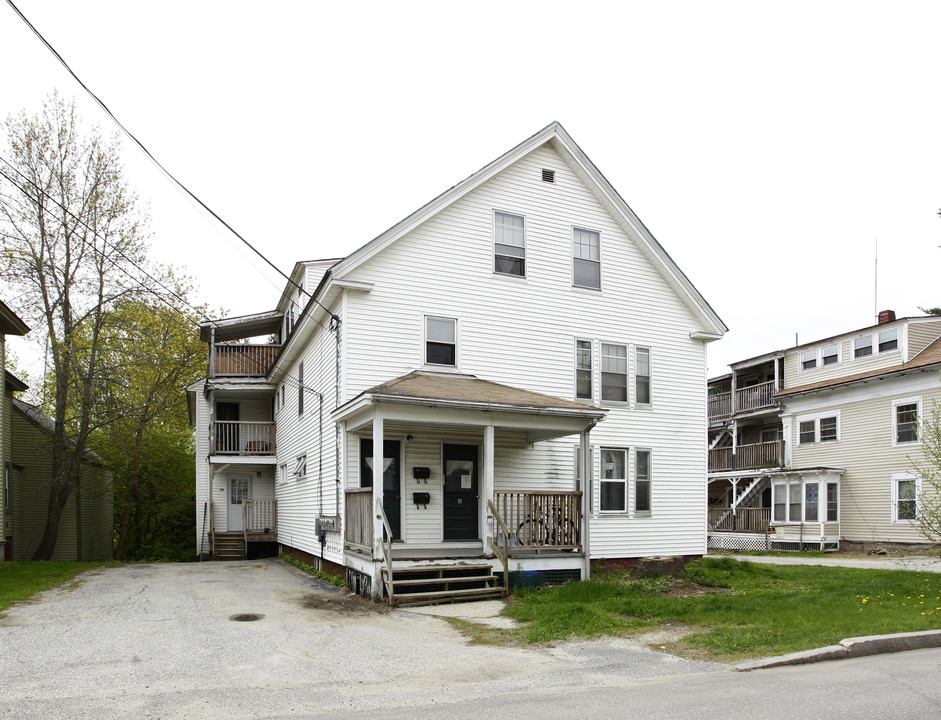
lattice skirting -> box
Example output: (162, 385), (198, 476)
(709, 533), (839, 552)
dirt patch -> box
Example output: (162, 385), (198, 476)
(663, 579), (732, 598)
(299, 590), (390, 616)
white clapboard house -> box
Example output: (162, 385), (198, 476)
(190, 122), (727, 605)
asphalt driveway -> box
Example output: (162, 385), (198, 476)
(0, 559), (723, 719)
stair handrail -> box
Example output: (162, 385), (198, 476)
(209, 501), (215, 558)
(487, 500), (510, 594)
(376, 497), (395, 604)
(243, 501), (249, 555)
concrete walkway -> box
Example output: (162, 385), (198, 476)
(707, 552), (941, 573)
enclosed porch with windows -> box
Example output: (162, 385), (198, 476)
(335, 371), (606, 605)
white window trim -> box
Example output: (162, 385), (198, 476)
(634, 345), (651, 407)
(800, 343), (841, 372)
(423, 315), (460, 370)
(634, 448), (652, 517)
(278, 463), (288, 485)
(600, 341), (629, 404)
(574, 445), (594, 514)
(572, 226), (601, 290)
(892, 396), (922, 447)
(599, 447), (628, 513)
(891, 472), (920, 523)
(878, 327), (900, 354)
(853, 334), (874, 360)
(575, 338), (594, 401)
(493, 210), (526, 278)
(796, 411), (841, 445)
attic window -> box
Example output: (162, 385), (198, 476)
(542, 169), (555, 183)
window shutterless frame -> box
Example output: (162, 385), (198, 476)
(425, 315), (458, 367)
(493, 211), (525, 277)
(575, 339), (593, 400)
(573, 227), (601, 289)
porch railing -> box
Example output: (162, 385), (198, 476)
(212, 343), (281, 377)
(708, 507), (771, 533)
(344, 489), (373, 552)
(492, 491), (582, 553)
(735, 380), (778, 414)
(708, 392), (732, 422)
(244, 499), (277, 534)
(708, 441), (784, 472)
(212, 420), (276, 455)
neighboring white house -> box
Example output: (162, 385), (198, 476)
(190, 122), (727, 604)
(708, 311), (941, 550)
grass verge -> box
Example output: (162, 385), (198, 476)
(497, 558), (941, 661)
(0, 561), (112, 614)
(280, 553), (345, 587)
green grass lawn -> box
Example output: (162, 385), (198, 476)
(496, 558), (941, 662)
(0, 561), (110, 614)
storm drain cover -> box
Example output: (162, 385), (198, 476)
(229, 613), (265, 622)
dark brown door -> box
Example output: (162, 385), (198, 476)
(443, 444), (478, 540)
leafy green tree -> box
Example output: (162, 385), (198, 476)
(0, 94), (158, 559)
(85, 299), (205, 561)
(912, 401), (941, 552)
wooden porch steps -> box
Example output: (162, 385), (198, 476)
(212, 533), (247, 561)
(383, 563), (506, 607)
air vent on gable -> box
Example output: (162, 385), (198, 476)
(541, 168), (555, 183)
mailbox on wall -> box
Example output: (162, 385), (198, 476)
(413, 467), (431, 482)
(413, 492), (431, 508)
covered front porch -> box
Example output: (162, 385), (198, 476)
(335, 371), (605, 605)
(202, 457), (278, 560)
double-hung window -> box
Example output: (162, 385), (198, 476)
(573, 228), (601, 289)
(893, 473), (918, 522)
(822, 343), (840, 366)
(600, 448), (626, 512)
(601, 343), (628, 402)
(854, 335), (873, 358)
(575, 340), (593, 399)
(801, 349), (817, 370)
(879, 328), (899, 352)
(635, 347), (651, 405)
(635, 450), (651, 514)
(426, 316), (457, 366)
(893, 398), (920, 445)
(494, 211), (525, 276)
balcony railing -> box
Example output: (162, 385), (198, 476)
(708, 440), (784, 472)
(708, 392), (732, 422)
(708, 380), (780, 422)
(735, 380), (778, 413)
(245, 499), (277, 534)
(212, 343), (280, 377)
(708, 507), (771, 533)
(212, 420), (276, 455)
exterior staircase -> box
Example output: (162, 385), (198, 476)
(212, 532), (247, 560)
(382, 563), (506, 607)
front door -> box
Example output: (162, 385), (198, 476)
(360, 439), (401, 540)
(228, 474), (251, 531)
(443, 443), (478, 540)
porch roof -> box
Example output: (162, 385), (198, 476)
(335, 371), (606, 442)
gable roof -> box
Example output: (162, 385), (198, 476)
(11, 398), (105, 465)
(325, 122), (727, 338)
(778, 336), (941, 398)
(0, 299), (29, 336)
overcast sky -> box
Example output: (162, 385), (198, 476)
(2, 0), (940, 381)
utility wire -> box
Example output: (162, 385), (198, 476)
(5, 0), (341, 326)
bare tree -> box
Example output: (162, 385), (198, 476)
(0, 93), (149, 559)
(912, 401), (941, 553)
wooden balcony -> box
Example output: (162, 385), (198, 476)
(708, 507), (771, 533)
(212, 420), (276, 456)
(708, 440), (784, 472)
(708, 392), (732, 422)
(211, 343), (280, 377)
(735, 380), (778, 414)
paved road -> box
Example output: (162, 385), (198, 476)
(3, 559), (940, 719)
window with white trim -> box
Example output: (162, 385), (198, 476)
(800, 349), (817, 370)
(797, 413), (839, 445)
(878, 328), (899, 353)
(635, 347), (651, 405)
(575, 339), (592, 399)
(822, 343), (840, 366)
(278, 463), (288, 485)
(892, 473), (919, 522)
(294, 454), (307, 480)
(494, 211), (525, 276)
(635, 450), (651, 514)
(425, 316), (457, 366)
(601, 343), (627, 402)
(600, 448), (626, 512)
(854, 335), (873, 358)
(893, 397), (920, 445)
(573, 227), (601, 289)
(827, 482), (839, 522)
(575, 445), (594, 512)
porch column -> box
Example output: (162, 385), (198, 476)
(579, 427), (592, 580)
(481, 424), (495, 548)
(371, 415), (384, 561)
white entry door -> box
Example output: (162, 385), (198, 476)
(228, 475), (251, 531)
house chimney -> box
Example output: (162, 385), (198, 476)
(878, 309), (896, 325)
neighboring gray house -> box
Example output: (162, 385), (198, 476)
(1, 299), (29, 560)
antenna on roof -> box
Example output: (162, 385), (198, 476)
(874, 238), (878, 324)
